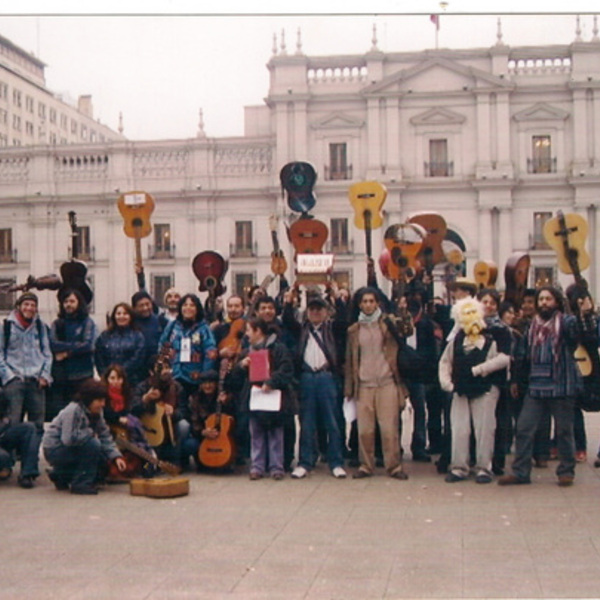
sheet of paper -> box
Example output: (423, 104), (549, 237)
(249, 386), (281, 412)
(343, 398), (357, 423)
(180, 337), (191, 362)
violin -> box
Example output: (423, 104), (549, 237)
(117, 191), (155, 291)
(59, 211), (94, 304)
(348, 181), (387, 262)
(280, 162), (317, 215)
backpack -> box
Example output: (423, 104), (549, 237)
(3, 318), (46, 357)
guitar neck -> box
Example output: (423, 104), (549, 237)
(271, 230), (280, 254)
(364, 210), (373, 260)
(116, 433), (178, 475)
(557, 212), (586, 289)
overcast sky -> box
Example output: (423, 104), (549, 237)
(0, 2), (598, 140)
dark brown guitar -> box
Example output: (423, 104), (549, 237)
(504, 252), (530, 309)
(59, 211), (93, 304)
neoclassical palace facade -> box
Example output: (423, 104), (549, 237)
(1, 24), (600, 324)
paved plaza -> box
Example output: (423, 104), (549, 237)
(3, 413), (600, 599)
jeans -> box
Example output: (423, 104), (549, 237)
(297, 371), (344, 470)
(511, 394), (575, 480)
(4, 377), (46, 433)
(0, 422), (40, 477)
(249, 416), (284, 475)
(44, 437), (103, 488)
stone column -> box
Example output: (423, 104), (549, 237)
(385, 97), (401, 180)
(366, 97), (381, 178)
(572, 88), (588, 171)
(475, 93), (492, 177)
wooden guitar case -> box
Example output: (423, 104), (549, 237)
(129, 477), (189, 498)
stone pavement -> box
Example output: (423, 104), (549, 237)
(3, 413), (600, 599)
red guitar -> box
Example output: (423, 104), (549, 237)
(289, 216), (328, 257)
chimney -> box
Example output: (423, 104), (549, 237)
(78, 94), (93, 118)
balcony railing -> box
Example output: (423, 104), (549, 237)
(326, 239), (355, 254)
(148, 244), (176, 260)
(69, 246), (95, 262)
(229, 242), (257, 258)
(527, 157), (557, 174)
(424, 161), (454, 177)
(324, 165), (353, 181)
(0, 249), (17, 264)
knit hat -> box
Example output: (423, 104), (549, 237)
(16, 292), (38, 306)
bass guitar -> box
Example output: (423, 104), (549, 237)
(504, 252), (530, 309)
(59, 211), (93, 304)
(117, 191), (155, 291)
(543, 210), (596, 378)
(348, 181), (387, 262)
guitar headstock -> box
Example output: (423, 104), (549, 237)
(269, 213), (279, 232)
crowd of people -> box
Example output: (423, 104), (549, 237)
(0, 264), (597, 495)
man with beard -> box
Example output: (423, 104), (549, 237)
(499, 287), (583, 487)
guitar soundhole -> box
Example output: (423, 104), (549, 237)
(132, 217), (143, 228)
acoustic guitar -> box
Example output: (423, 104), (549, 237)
(192, 250), (228, 321)
(383, 223), (425, 282)
(289, 216), (328, 257)
(59, 211), (94, 304)
(473, 260), (498, 290)
(280, 162), (317, 215)
(198, 400), (236, 469)
(117, 191), (155, 291)
(269, 214), (288, 277)
(504, 252), (531, 309)
(2, 274), (62, 294)
(348, 181), (387, 262)
(408, 212), (447, 272)
(543, 210), (595, 377)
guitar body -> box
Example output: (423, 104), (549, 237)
(289, 216), (328, 256)
(141, 402), (175, 448)
(408, 212), (447, 270)
(543, 212), (590, 275)
(192, 251), (227, 296)
(59, 211), (93, 304)
(473, 260), (498, 290)
(280, 162), (317, 215)
(117, 191), (155, 239)
(504, 252), (531, 308)
(198, 413), (237, 469)
(383, 223), (425, 281)
(130, 477), (189, 498)
(269, 214), (288, 276)
(348, 181), (387, 230)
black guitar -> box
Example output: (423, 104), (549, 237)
(59, 211), (93, 304)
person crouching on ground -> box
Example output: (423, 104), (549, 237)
(438, 297), (510, 483)
(42, 379), (127, 494)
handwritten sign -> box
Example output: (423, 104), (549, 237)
(296, 254), (335, 274)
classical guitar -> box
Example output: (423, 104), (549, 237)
(289, 216), (328, 257)
(192, 250), (228, 321)
(198, 400), (236, 469)
(112, 426), (181, 476)
(543, 210), (594, 377)
(383, 223), (425, 282)
(348, 181), (387, 262)
(280, 162), (317, 215)
(140, 348), (176, 448)
(59, 211), (93, 304)
(117, 191), (155, 291)
(473, 260), (498, 290)
(408, 212), (447, 272)
(504, 252), (531, 309)
(269, 214), (288, 277)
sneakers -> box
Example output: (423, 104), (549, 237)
(291, 466), (308, 479)
(497, 474), (530, 486)
(17, 475), (35, 489)
(332, 466), (347, 479)
(575, 450), (587, 463)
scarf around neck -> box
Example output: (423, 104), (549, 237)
(358, 307), (382, 324)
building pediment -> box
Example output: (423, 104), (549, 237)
(410, 107), (466, 126)
(311, 112), (365, 130)
(513, 102), (570, 122)
(363, 56), (512, 96)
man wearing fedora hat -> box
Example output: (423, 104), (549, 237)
(0, 292), (52, 435)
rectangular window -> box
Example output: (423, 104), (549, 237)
(38, 103), (46, 119)
(530, 135), (555, 173)
(71, 119), (77, 134)
(0, 82), (8, 100)
(151, 274), (174, 309)
(49, 108), (56, 124)
(235, 221), (253, 256)
(533, 266), (555, 288)
(330, 218), (349, 253)
(0, 278), (15, 310)
(12, 89), (21, 107)
(25, 95), (34, 112)
(25, 121), (33, 136)
(0, 108), (7, 124)
(327, 143), (351, 180)
(332, 270), (351, 292)
(427, 139), (451, 176)
(0, 229), (13, 262)
(0, 134), (7, 146)
(60, 114), (68, 130)
(532, 211), (552, 249)
(81, 125), (87, 140)
(73, 225), (91, 260)
(234, 272), (254, 300)
(12, 115), (20, 130)
(153, 224), (172, 258)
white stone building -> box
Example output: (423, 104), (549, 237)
(1, 22), (600, 325)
